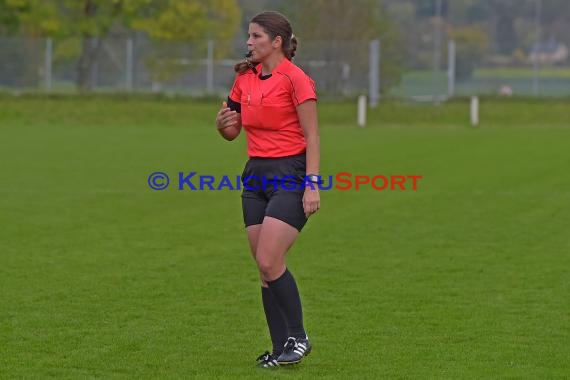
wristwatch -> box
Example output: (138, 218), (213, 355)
(306, 174), (321, 184)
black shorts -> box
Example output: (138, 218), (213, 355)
(241, 153), (308, 232)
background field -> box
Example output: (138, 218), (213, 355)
(391, 68), (570, 99)
(1, 97), (569, 379)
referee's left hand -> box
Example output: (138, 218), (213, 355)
(303, 187), (320, 218)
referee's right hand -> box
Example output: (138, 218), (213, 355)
(216, 101), (239, 130)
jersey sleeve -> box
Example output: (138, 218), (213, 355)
(227, 75), (243, 113)
(291, 72), (317, 106)
(229, 75), (242, 103)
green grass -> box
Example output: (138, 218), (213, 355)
(1, 96), (570, 378)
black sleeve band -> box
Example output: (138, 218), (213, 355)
(227, 96), (241, 113)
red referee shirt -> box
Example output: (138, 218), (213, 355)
(229, 58), (317, 158)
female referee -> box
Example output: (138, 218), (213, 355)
(215, 11), (320, 368)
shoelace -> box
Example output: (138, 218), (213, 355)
(283, 338), (297, 353)
(256, 351), (271, 362)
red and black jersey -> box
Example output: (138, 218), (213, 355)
(228, 58), (317, 158)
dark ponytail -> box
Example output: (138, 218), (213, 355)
(287, 35), (298, 60)
(234, 55), (259, 74)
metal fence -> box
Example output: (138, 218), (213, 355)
(0, 35), (568, 100)
(0, 36), (374, 99)
(395, 34), (570, 101)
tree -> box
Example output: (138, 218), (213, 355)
(538, 0), (570, 50)
(488, 0), (518, 55)
(449, 25), (489, 79)
(279, 0), (403, 96)
(0, 0), (24, 34)
(2, 0), (241, 91)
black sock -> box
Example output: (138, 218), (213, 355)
(261, 286), (288, 356)
(267, 268), (306, 339)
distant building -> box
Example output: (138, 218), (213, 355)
(529, 38), (569, 65)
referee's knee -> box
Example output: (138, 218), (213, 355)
(256, 257), (284, 282)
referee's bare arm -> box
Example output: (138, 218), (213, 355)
(216, 101), (242, 141)
(297, 100), (320, 176)
(297, 99), (321, 217)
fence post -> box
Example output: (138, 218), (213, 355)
(90, 38), (98, 90)
(358, 95), (367, 127)
(45, 38), (53, 91)
(369, 39), (380, 108)
(206, 40), (214, 94)
(447, 40), (455, 98)
(470, 96), (479, 127)
(126, 38), (134, 92)
(532, 0), (542, 96)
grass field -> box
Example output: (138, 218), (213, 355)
(1, 96), (569, 379)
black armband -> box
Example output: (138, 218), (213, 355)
(227, 96), (241, 113)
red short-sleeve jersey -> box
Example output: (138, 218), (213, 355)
(228, 58), (317, 158)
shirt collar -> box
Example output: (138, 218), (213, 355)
(254, 58), (291, 76)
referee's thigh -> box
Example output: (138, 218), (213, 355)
(265, 190), (308, 232)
